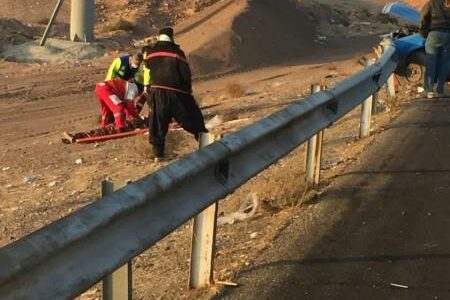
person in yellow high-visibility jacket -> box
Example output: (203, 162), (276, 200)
(106, 52), (149, 113)
(105, 53), (143, 87)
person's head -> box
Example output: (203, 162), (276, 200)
(130, 53), (143, 68)
(157, 27), (174, 43)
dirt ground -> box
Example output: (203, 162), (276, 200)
(0, 0), (424, 299)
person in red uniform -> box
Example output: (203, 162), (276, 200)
(95, 78), (146, 130)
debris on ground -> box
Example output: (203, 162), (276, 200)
(22, 176), (35, 184)
(48, 181), (58, 187)
(218, 193), (259, 226)
(390, 283), (409, 289)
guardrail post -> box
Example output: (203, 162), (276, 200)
(386, 74), (396, 97)
(70, 0), (95, 42)
(360, 59), (376, 138)
(102, 180), (132, 300)
(372, 91), (379, 115)
(359, 93), (373, 138)
(189, 133), (220, 288)
(306, 84), (324, 186)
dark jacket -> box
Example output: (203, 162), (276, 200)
(144, 41), (192, 94)
(419, 0), (450, 37)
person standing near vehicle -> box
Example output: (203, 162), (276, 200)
(144, 27), (207, 162)
(419, 0), (450, 98)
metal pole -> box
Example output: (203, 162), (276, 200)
(102, 181), (132, 300)
(70, 0), (95, 42)
(306, 84), (324, 186)
(189, 133), (220, 288)
(39, 0), (65, 46)
(386, 74), (396, 97)
(372, 91), (379, 115)
(360, 93), (373, 138)
(360, 59), (375, 138)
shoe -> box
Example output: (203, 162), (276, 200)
(426, 91), (435, 99)
(153, 156), (166, 163)
(62, 132), (74, 144)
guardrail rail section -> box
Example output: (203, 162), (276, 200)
(0, 46), (398, 299)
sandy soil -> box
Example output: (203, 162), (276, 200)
(0, 0), (420, 299)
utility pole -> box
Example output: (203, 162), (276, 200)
(70, 0), (95, 42)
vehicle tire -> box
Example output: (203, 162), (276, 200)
(404, 51), (425, 84)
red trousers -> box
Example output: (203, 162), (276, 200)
(95, 84), (138, 129)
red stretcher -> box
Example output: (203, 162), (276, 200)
(75, 128), (149, 143)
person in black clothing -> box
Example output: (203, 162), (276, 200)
(419, 0), (450, 98)
(144, 27), (207, 162)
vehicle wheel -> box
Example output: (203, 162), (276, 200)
(404, 51), (425, 84)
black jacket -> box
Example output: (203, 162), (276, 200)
(144, 41), (192, 94)
(419, 0), (450, 37)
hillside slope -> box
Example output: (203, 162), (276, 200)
(176, 0), (398, 76)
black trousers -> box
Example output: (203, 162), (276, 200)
(148, 89), (207, 157)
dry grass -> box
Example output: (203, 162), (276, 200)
(224, 82), (246, 98)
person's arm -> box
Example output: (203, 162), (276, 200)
(105, 58), (122, 81)
(419, 2), (432, 38)
(135, 94), (147, 114)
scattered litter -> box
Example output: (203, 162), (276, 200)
(75, 158), (84, 165)
(390, 283), (408, 289)
(48, 181), (57, 187)
(321, 159), (343, 170)
(2, 167), (10, 171)
(205, 115), (223, 130)
(216, 280), (239, 287)
(23, 176), (35, 184)
(250, 232), (258, 239)
(417, 86), (424, 93)
(223, 118), (252, 126)
(218, 193), (259, 226)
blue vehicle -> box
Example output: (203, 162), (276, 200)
(382, 2), (426, 84)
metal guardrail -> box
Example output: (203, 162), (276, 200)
(0, 46), (398, 299)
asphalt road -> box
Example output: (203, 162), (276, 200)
(216, 99), (450, 300)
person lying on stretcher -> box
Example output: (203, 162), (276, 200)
(62, 117), (148, 144)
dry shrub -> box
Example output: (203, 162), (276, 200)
(224, 82), (246, 98)
(102, 19), (135, 32)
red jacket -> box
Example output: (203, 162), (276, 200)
(98, 79), (138, 101)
